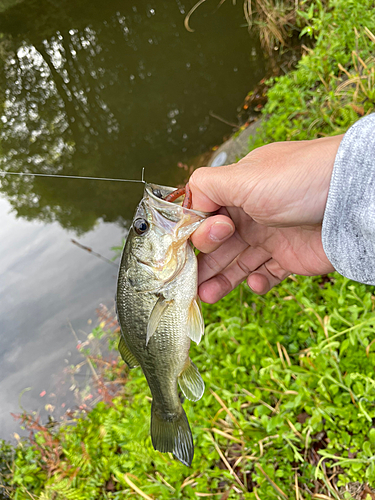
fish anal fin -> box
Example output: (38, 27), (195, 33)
(178, 358), (205, 402)
(151, 402), (194, 466)
(118, 337), (139, 368)
(147, 296), (173, 345)
(187, 297), (204, 345)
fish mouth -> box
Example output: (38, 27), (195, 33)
(145, 183), (212, 220)
(130, 183), (211, 289)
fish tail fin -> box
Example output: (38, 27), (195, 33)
(151, 402), (194, 466)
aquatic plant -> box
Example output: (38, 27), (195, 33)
(185, 0), (315, 55)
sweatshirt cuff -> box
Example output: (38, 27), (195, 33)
(322, 114), (375, 285)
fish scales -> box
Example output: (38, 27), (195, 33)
(116, 183), (210, 466)
(119, 250), (194, 407)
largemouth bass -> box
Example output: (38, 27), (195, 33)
(116, 182), (209, 466)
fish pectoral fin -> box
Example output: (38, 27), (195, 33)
(151, 402), (194, 467)
(178, 358), (205, 402)
(146, 296), (173, 345)
(187, 297), (204, 345)
(118, 337), (139, 368)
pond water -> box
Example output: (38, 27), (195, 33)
(0, 0), (265, 437)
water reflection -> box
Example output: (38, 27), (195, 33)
(0, 0), (265, 233)
(0, 0), (266, 437)
(0, 196), (124, 438)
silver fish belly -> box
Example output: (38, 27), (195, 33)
(116, 182), (209, 466)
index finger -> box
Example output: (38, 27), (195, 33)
(189, 163), (245, 213)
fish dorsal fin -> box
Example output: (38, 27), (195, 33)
(187, 297), (205, 345)
(146, 296), (173, 345)
(118, 337), (139, 368)
(178, 358), (205, 402)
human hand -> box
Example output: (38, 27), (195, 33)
(190, 134), (344, 303)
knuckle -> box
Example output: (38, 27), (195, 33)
(201, 253), (222, 274)
(264, 261), (289, 281)
(236, 257), (251, 276)
(214, 273), (233, 294)
(189, 167), (209, 189)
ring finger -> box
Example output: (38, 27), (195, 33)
(247, 259), (291, 295)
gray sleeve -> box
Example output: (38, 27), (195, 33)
(322, 114), (375, 285)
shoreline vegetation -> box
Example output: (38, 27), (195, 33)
(2, 0), (375, 498)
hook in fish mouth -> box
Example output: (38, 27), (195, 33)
(144, 182), (212, 219)
(163, 184), (192, 208)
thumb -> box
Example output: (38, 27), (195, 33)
(189, 164), (245, 212)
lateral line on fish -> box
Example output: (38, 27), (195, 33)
(0, 167), (146, 184)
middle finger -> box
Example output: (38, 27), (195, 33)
(198, 245), (272, 303)
(197, 230), (248, 285)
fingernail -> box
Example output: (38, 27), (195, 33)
(209, 221), (234, 242)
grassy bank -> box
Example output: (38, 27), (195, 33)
(2, 0), (375, 498)
(3, 275), (375, 499)
(250, 0), (375, 146)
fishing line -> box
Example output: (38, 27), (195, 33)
(0, 166), (146, 184)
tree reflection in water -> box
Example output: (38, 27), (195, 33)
(0, 0), (265, 233)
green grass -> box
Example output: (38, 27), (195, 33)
(2, 274), (375, 499)
(250, 0), (375, 147)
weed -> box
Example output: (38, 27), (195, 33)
(249, 1), (375, 147)
(184, 0), (315, 55)
(2, 1), (375, 498)
(2, 274), (375, 498)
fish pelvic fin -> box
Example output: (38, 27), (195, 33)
(187, 297), (204, 345)
(118, 337), (139, 368)
(151, 402), (194, 467)
(146, 296), (173, 345)
(178, 358), (205, 402)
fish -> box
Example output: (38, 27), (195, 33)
(116, 182), (210, 466)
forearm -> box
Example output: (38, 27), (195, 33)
(322, 114), (375, 285)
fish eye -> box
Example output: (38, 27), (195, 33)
(152, 188), (163, 198)
(133, 218), (149, 235)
